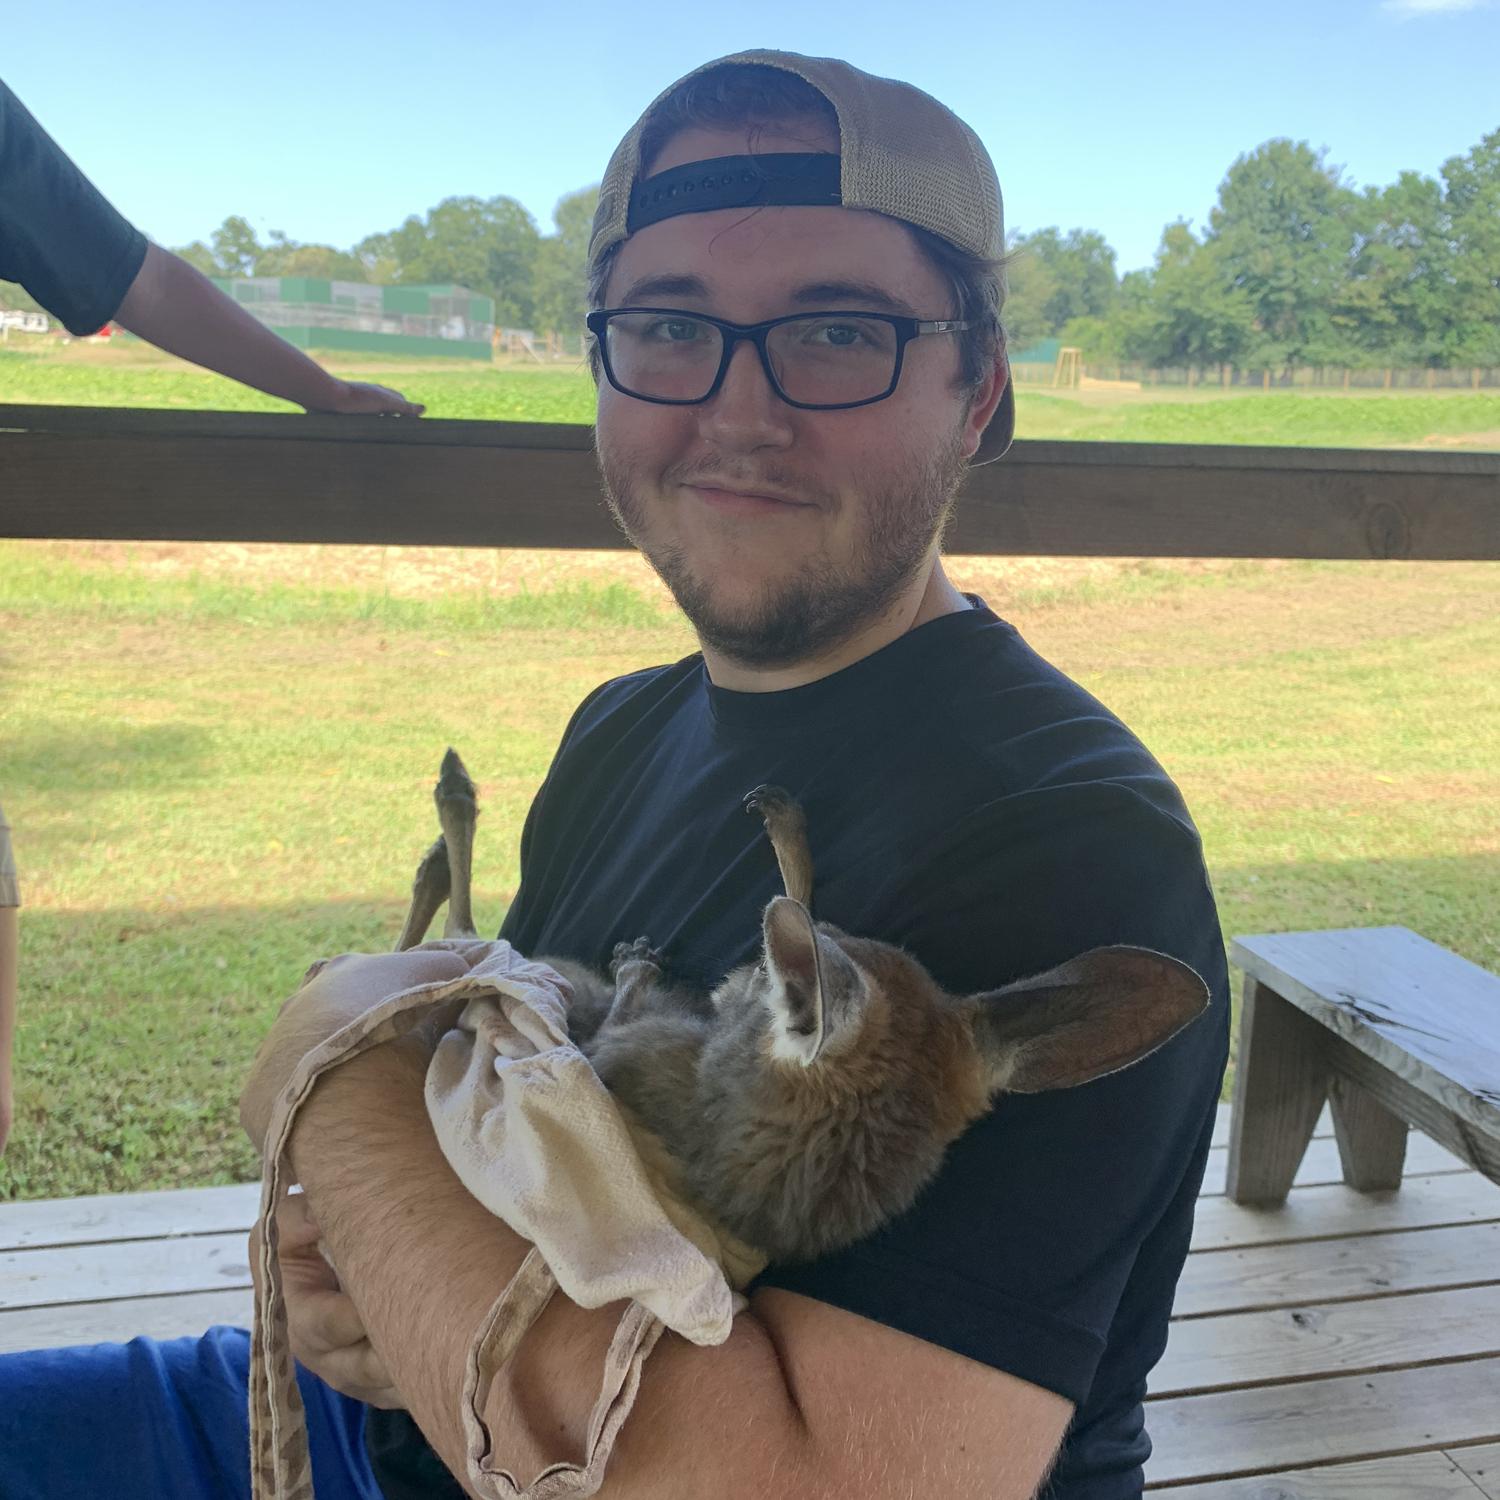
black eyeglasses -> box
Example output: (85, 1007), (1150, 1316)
(585, 306), (970, 411)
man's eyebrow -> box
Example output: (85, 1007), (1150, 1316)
(615, 273), (918, 317)
(617, 273), (713, 304)
(787, 280), (918, 317)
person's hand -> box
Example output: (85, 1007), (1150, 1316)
(250, 1189), (403, 1407)
(240, 947), (472, 1154)
(306, 380), (425, 417)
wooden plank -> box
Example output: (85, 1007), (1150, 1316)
(2, 405), (1497, 559)
(1173, 1221), (1500, 1317)
(0, 1232), (250, 1310)
(1322, 1030), (1500, 1183)
(0, 1288), (253, 1354)
(1144, 1354), (1500, 1485)
(1231, 928), (1500, 1143)
(1149, 1450), (1485, 1497)
(1328, 1072), (1409, 1191)
(1191, 1170), (1500, 1250)
(1152, 1282), (1500, 1396)
(0, 1182), (259, 1252)
(1227, 978), (1333, 1203)
(1203, 1128), (1464, 1196)
(1450, 1444), (1500, 1499)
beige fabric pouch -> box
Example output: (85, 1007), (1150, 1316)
(250, 940), (765, 1500)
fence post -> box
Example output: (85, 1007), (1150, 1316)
(1343, 368), (1351, 391)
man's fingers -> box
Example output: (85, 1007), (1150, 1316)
(289, 1284), (371, 1357)
(276, 1189), (321, 1250)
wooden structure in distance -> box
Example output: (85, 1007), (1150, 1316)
(2, 404), (1496, 559)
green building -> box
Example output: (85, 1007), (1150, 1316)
(210, 277), (494, 359)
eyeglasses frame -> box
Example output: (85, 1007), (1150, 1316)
(584, 305), (972, 411)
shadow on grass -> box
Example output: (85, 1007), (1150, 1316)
(2, 723), (215, 795)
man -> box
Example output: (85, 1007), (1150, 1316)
(0, 51), (1228, 1500)
(0, 77), (421, 416)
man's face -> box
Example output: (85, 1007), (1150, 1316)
(594, 122), (1002, 670)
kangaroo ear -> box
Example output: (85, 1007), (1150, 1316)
(761, 896), (865, 1065)
(972, 947), (1209, 1095)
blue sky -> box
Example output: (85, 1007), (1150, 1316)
(6, 0), (1497, 274)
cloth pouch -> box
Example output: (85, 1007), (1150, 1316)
(249, 939), (766, 1500)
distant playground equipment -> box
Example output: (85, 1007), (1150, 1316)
(493, 328), (587, 362)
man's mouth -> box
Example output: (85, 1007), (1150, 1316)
(683, 483), (814, 515)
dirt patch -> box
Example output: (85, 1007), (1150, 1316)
(1413, 429), (1500, 449)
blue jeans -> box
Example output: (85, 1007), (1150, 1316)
(0, 1325), (382, 1500)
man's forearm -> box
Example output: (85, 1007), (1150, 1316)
(114, 242), (345, 411)
(291, 1040), (816, 1499)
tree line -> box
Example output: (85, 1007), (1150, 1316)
(1004, 130), (1500, 371)
(172, 185), (599, 340)
(5, 128), (1495, 372)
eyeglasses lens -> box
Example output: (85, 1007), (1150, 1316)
(604, 313), (899, 405)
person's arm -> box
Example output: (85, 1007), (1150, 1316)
(0, 905), (17, 1155)
(114, 243), (424, 416)
(290, 1030), (1072, 1500)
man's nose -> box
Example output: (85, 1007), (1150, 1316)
(695, 337), (795, 449)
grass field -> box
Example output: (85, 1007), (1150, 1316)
(1, 342), (1496, 1200)
(1, 536), (1496, 1201)
(3, 341), (1500, 447)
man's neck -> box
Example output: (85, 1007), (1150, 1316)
(701, 558), (972, 694)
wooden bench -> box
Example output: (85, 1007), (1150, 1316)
(1226, 926), (1500, 1205)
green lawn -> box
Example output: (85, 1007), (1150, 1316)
(2, 541), (1495, 1200)
(3, 345), (1498, 446)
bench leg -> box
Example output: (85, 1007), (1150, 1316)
(1226, 978), (1330, 1206)
(1329, 1075), (1408, 1191)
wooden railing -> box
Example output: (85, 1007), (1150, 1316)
(1, 405), (1496, 559)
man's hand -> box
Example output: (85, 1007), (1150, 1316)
(239, 947), (471, 1155)
(306, 380), (426, 417)
(250, 1189), (403, 1407)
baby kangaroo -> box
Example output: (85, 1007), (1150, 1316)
(400, 756), (1209, 1265)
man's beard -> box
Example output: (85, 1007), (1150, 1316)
(597, 427), (970, 671)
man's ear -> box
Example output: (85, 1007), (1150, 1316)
(760, 896), (866, 1065)
(971, 947), (1209, 1095)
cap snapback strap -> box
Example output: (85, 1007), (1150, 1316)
(626, 153), (841, 234)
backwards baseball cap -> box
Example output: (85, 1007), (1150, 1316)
(588, 49), (1014, 463)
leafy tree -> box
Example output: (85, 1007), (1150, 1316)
(1441, 129), (1500, 364)
(1203, 139), (1364, 371)
(1000, 236), (1059, 350)
(209, 215), (263, 278)
(1003, 227), (1117, 347)
(254, 232), (368, 281)
(357, 195), (541, 326)
(1338, 173), (1451, 366)
(532, 185), (599, 337)
(1136, 222), (1256, 368)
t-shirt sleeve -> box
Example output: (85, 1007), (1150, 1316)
(750, 782), (1231, 1406)
(0, 79), (147, 334)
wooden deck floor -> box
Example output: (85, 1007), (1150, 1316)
(3, 1104), (1500, 1495)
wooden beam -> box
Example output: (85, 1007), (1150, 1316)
(2, 405), (1497, 558)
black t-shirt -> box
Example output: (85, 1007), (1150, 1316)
(366, 598), (1230, 1500)
(0, 78), (147, 334)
